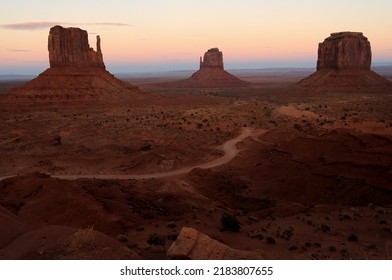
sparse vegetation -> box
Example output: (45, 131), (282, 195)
(147, 233), (166, 251)
(220, 212), (241, 232)
(69, 225), (95, 249)
(266, 237), (276, 244)
(348, 234), (358, 242)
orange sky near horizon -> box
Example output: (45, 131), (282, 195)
(1, 0), (391, 74)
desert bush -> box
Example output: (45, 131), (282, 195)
(220, 212), (241, 232)
(280, 227), (294, 240)
(147, 233), (166, 251)
(320, 224), (331, 233)
(69, 225), (95, 249)
(116, 234), (128, 242)
(266, 237), (276, 244)
(348, 234), (358, 242)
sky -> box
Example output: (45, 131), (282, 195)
(0, 0), (391, 74)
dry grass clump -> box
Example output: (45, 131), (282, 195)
(69, 225), (95, 249)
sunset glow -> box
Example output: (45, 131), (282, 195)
(1, 0), (391, 74)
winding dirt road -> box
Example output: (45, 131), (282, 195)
(0, 127), (267, 181)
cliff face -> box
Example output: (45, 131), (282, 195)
(317, 32), (371, 71)
(200, 48), (224, 69)
(48, 25), (105, 68)
(297, 31), (392, 92)
(6, 25), (144, 102)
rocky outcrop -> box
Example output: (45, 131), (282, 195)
(48, 25), (105, 68)
(0, 225), (140, 260)
(6, 26), (144, 102)
(200, 48), (224, 69)
(167, 227), (264, 260)
(298, 31), (392, 92)
(317, 32), (371, 71)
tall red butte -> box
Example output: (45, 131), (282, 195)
(7, 25), (143, 101)
(298, 32), (392, 91)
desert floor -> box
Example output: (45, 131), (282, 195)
(0, 73), (391, 259)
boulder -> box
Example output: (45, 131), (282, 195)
(167, 227), (264, 260)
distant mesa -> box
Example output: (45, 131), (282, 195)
(6, 25), (143, 102)
(298, 32), (392, 91)
(186, 48), (248, 88)
(161, 48), (248, 88)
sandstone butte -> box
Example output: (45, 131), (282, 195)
(298, 31), (392, 91)
(167, 48), (248, 88)
(6, 25), (143, 102)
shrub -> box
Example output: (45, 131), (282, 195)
(266, 237), (276, 244)
(116, 234), (128, 242)
(320, 224), (331, 233)
(348, 234), (358, 242)
(281, 227), (294, 240)
(220, 212), (241, 232)
(69, 225), (95, 249)
(147, 233), (166, 251)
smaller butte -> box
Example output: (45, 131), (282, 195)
(164, 48), (248, 88)
(298, 32), (392, 92)
(6, 25), (144, 102)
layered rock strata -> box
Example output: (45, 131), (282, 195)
(298, 32), (392, 91)
(316, 32), (371, 71)
(7, 25), (142, 101)
(48, 25), (105, 68)
(163, 48), (247, 88)
(200, 48), (224, 69)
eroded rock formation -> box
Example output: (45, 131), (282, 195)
(48, 25), (105, 68)
(167, 227), (264, 260)
(166, 48), (247, 88)
(200, 48), (224, 69)
(317, 32), (371, 71)
(298, 31), (392, 91)
(7, 26), (143, 102)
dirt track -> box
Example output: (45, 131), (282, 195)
(0, 127), (267, 181)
